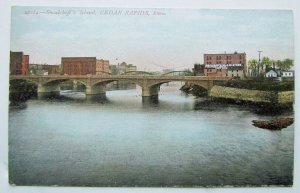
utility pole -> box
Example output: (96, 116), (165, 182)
(257, 51), (263, 76)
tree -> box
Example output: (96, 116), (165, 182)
(275, 60), (283, 69)
(269, 59), (277, 69)
(281, 59), (293, 70)
(274, 59), (293, 71)
(248, 59), (258, 77)
(261, 57), (271, 73)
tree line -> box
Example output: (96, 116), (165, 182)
(248, 57), (293, 77)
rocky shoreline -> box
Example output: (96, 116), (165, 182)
(180, 83), (207, 97)
(180, 83), (294, 115)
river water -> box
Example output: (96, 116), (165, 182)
(9, 83), (294, 187)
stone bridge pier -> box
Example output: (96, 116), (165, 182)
(141, 84), (160, 103)
(85, 84), (106, 99)
(37, 83), (60, 98)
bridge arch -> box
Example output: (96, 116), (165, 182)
(91, 79), (144, 88)
(42, 78), (87, 87)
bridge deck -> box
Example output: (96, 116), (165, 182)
(10, 75), (230, 81)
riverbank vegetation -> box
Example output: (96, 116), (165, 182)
(218, 79), (294, 92)
(9, 80), (37, 102)
(248, 57), (293, 77)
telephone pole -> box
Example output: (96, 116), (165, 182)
(257, 51), (263, 76)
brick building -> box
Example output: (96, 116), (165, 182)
(44, 65), (60, 75)
(10, 51), (29, 75)
(96, 59), (110, 75)
(204, 66), (228, 77)
(61, 57), (109, 75)
(203, 52), (247, 77)
(193, 64), (205, 76)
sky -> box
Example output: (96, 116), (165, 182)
(10, 7), (294, 71)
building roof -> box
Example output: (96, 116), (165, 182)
(204, 52), (246, 55)
(61, 57), (96, 62)
(266, 69), (278, 74)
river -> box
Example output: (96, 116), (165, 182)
(9, 83), (294, 187)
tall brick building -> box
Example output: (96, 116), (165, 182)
(61, 57), (109, 75)
(10, 51), (29, 75)
(203, 52), (247, 77)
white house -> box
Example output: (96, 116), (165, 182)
(265, 69), (278, 78)
(281, 71), (294, 78)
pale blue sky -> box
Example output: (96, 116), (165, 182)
(11, 7), (294, 71)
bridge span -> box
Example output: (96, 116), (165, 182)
(10, 75), (229, 99)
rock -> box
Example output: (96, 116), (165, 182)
(252, 117), (294, 130)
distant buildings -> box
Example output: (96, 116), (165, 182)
(61, 57), (109, 75)
(30, 64), (61, 75)
(110, 62), (137, 75)
(118, 62), (137, 74)
(10, 51), (29, 75)
(281, 71), (294, 78)
(193, 51), (247, 79)
(265, 68), (294, 80)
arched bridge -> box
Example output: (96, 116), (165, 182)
(10, 75), (229, 99)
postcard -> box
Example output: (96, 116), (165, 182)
(8, 6), (295, 188)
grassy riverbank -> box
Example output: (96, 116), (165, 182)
(218, 79), (294, 91)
